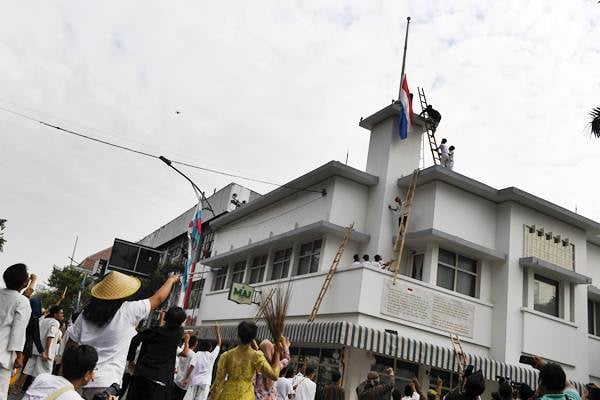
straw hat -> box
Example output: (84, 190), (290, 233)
(91, 271), (141, 300)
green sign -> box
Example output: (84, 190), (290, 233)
(228, 282), (255, 305)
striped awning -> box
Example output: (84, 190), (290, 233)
(196, 320), (547, 388)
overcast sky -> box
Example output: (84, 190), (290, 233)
(1, 1), (599, 284)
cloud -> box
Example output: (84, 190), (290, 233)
(1, 0), (599, 283)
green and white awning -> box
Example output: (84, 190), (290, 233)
(197, 320), (546, 388)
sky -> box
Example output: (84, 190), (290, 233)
(1, 1), (599, 284)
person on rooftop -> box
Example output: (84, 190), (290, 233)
(447, 146), (455, 170)
(436, 139), (449, 167)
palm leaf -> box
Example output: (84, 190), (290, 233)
(590, 107), (600, 138)
(262, 283), (291, 343)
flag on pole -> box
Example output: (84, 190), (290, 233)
(395, 74), (413, 140)
(183, 201), (202, 289)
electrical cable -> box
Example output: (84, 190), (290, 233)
(0, 105), (325, 194)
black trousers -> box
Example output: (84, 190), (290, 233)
(128, 375), (170, 400)
(170, 383), (187, 400)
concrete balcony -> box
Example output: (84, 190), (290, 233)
(197, 262), (494, 356)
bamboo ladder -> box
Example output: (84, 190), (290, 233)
(417, 87), (441, 166)
(254, 287), (277, 321)
(390, 170), (419, 285)
(450, 333), (467, 374)
(308, 223), (354, 322)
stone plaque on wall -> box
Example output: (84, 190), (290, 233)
(381, 280), (475, 338)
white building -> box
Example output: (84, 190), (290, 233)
(188, 102), (600, 397)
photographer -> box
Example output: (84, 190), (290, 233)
(22, 344), (98, 400)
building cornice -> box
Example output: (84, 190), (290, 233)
(520, 256), (592, 284)
(211, 161), (378, 229)
(398, 166), (600, 241)
(204, 220), (370, 266)
(406, 228), (506, 262)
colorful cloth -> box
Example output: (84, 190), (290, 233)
(183, 201), (202, 289)
(254, 346), (290, 400)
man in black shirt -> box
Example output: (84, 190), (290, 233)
(127, 306), (187, 400)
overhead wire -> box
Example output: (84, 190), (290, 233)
(0, 105), (326, 194)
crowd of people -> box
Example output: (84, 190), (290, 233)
(1, 263), (598, 400)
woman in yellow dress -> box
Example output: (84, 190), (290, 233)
(211, 321), (281, 400)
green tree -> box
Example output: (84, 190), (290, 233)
(0, 219), (6, 252)
(37, 265), (92, 319)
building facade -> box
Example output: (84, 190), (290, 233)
(186, 102), (600, 397)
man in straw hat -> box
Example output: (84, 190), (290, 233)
(68, 271), (180, 400)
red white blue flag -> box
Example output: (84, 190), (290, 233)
(395, 74), (413, 140)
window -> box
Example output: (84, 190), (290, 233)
(186, 278), (205, 310)
(271, 248), (292, 280)
(411, 253), (424, 281)
(534, 275), (559, 317)
(248, 255), (267, 284)
(371, 355), (418, 390)
(589, 300), (600, 336)
(212, 267), (228, 291)
(289, 347), (342, 390)
(200, 230), (214, 260)
(436, 249), (477, 297)
(231, 261), (246, 284)
(296, 239), (322, 276)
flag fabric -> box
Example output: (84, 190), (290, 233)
(183, 201), (202, 289)
(395, 74), (413, 140)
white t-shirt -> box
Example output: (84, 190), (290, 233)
(70, 299), (150, 388)
(276, 377), (293, 400)
(23, 373), (83, 400)
(174, 349), (196, 389)
(291, 374), (316, 400)
(189, 346), (220, 386)
(34, 318), (60, 360)
(402, 392), (420, 400)
(439, 143), (448, 156)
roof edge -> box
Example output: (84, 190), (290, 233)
(211, 161), (378, 229)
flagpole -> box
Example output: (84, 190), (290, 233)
(398, 16), (411, 99)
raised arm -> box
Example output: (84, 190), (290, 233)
(22, 274), (37, 298)
(215, 323), (222, 347)
(254, 348), (281, 381)
(179, 334), (190, 357)
(127, 330), (149, 365)
(149, 274), (180, 310)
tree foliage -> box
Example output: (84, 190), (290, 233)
(590, 107), (600, 138)
(36, 265), (92, 319)
(0, 219), (6, 252)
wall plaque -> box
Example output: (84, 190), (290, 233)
(381, 280), (475, 338)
